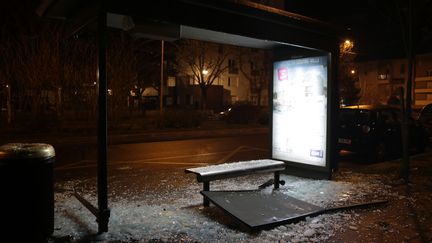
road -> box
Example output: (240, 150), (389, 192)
(53, 134), (270, 181)
(53, 133), (430, 182)
(51, 132), (432, 234)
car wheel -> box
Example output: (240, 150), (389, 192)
(372, 142), (387, 162)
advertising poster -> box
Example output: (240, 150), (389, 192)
(272, 56), (328, 167)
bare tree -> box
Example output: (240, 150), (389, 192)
(238, 48), (272, 106)
(339, 40), (360, 106)
(106, 33), (139, 120)
(0, 3), (144, 128)
(62, 35), (98, 119)
(62, 32), (139, 121)
(0, 24), (15, 124)
(0, 11), (65, 129)
(175, 39), (228, 110)
(135, 39), (166, 111)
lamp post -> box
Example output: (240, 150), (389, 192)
(160, 40), (164, 112)
(6, 84), (11, 124)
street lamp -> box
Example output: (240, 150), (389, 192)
(341, 39), (354, 54)
(202, 69), (209, 75)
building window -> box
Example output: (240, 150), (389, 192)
(416, 81), (428, 89)
(251, 95), (258, 105)
(228, 59), (238, 74)
(231, 96), (238, 103)
(378, 74), (388, 80)
(228, 77), (231, 87)
(416, 93), (427, 100)
(167, 76), (176, 87)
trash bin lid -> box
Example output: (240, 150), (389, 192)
(0, 143), (55, 161)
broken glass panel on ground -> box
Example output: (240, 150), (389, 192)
(202, 189), (387, 231)
(185, 159), (386, 231)
(51, 171), (398, 242)
(201, 190), (324, 230)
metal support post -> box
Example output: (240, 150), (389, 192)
(274, 171), (280, 189)
(203, 181), (210, 207)
(97, 4), (110, 234)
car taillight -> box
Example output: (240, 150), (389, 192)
(362, 125), (371, 133)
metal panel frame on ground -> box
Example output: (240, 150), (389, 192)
(201, 190), (388, 231)
(201, 190), (323, 231)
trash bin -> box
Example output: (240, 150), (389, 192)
(0, 143), (55, 242)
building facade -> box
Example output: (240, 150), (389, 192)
(163, 41), (271, 111)
(356, 53), (432, 109)
(414, 53), (432, 107)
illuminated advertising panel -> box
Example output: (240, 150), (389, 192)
(272, 56), (328, 167)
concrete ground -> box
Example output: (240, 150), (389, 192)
(329, 153), (432, 243)
(47, 151), (432, 242)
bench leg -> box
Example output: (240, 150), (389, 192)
(203, 181), (210, 207)
(274, 171), (280, 189)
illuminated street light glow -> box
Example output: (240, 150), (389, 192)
(202, 69), (209, 75)
(350, 69), (356, 74)
(341, 39), (354, 54)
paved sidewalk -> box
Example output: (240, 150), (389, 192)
(329, 152), (432, 242)
(50, 152), (432, 242)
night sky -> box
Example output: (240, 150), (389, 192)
(285, 0), (432, 60)
(2, 0), (431, 61)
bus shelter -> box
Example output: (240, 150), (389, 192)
(37, 0), (341, 233)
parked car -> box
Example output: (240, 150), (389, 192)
(337, 105), (428, 161)
(418, 103), (432, 137)
(219, 104), (269, 124)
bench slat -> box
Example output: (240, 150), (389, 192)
(185, 159), (285, 182)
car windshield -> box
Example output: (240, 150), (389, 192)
(339, 109), (371, 124)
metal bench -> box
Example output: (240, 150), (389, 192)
(185, 159), (286, 206)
